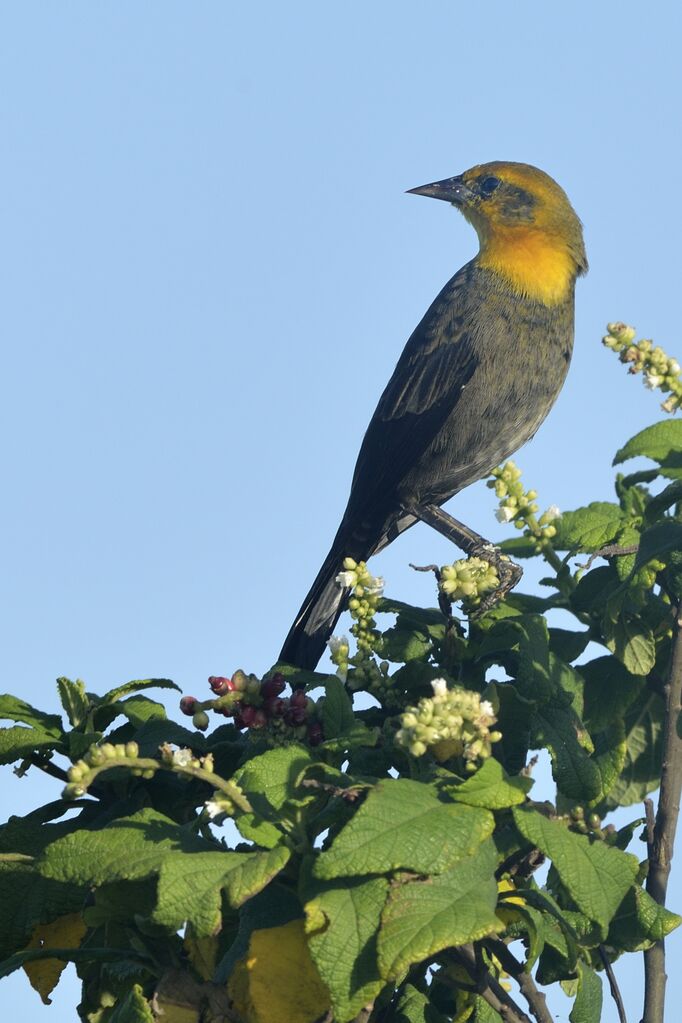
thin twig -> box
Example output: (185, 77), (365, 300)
(579, 542), (640, 572)
(642, 608), (682, 1023)
(24, 754), (69, 782)
(453, 944), (532, 1023)
(598, 945), (627, 1023)
(485, 939), (553, 1023)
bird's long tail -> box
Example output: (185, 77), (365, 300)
(278, 539), (352, 671)
(278, 512), (418, 670)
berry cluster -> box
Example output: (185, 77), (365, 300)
(395, 678), (502, 768)
(603, 321), (682, 413)
(439, 557), (500, 610)
(179, 672), (324, 746)
(488, 460), (560, 554)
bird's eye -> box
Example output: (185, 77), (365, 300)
(479, 175), (501, 197)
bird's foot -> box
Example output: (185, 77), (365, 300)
(468, 545), (523, 616)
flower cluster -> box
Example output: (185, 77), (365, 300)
(395, 678), (502, 768)
(603, 322), (682, 413)
(64, 740), (150, 798)
(180, 672), (324, 747)
(488, 461), (560, 553)
(439, 557), (500, 610)
(333, 559), (389, 694)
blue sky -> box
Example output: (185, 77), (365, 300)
(1, 3), (680, 1019)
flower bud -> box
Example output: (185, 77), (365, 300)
(192, 710), (210, 731)
(180, 696), (199, 716)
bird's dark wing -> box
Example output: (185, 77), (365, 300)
(344, 262), (479, 518)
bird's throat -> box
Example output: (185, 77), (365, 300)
(477, 227), (577, 305)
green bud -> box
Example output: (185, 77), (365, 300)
(125, 741), (139, 759)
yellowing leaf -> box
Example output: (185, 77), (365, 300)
(23, 912), (87, 1004)
(228, 919), (331, 1023)
(183, 930), (218, 981)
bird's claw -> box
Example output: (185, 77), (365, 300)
(469, 547), (523, 617)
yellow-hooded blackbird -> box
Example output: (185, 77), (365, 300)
(280, 161), (587, 669)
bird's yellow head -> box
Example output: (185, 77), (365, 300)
(408, 161), (587, 306)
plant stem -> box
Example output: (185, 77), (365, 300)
(486, 939), (553, 1023)
(453, 945), (532, 1023)
(598, 945), (627, 1023)
(642, 607), (682, 1023)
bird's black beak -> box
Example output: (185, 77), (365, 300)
(406, 175), (474, 207)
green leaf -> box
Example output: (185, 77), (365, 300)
(319, 676), (356, 738)
(585, 721), (627, 806)
(108, 983), (154, 1023)
(314, 780), (494, 880)
(570, 566), (620, 614)
(580, 656), (645, 733)
(602, 616), (655, 675)
(0, 695), (63, 734)
(303, 875), (388, 1022)
(391, 984), (449, 1022)
(569, 961), (602, 1023)
(552, 502), (625, 552)
(485, 683), (531, 775)
(378, 626), (432, 662)
(56, 678), (90, 728)
(548, 628), (591, 664)
(234, 745), (313, 818)
(614, 420), (682, 478)
(478, 615), (554, 703)
(471, 997), (503, 1022)
(99, 679), (180, 704)
(607, 884), (682, 951)
(153, 845), (291, 936)
(118, 695), (167, 727)
(512, 807), (638, 930)
(0, 946), (142, 982)
(446, 757), (531, 809)
(498, 536), (543, 559)
(531, 702), (601, 802)
(601, 689), (664, 809)
(377, 839), (500, 979)
(38, 809), (209, 885)
(0, 725), (63, 765)
(635, 520), (682, 567)
(645, 479), (682, 522)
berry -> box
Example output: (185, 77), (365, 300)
(239, 705), (256, 727)
(307, 722), (324, 746)
(264, 696), (285, 718)
(192, 710), (210, 731)
(180, 696), (198, 716)
(261, 673), (286, 699)
(290, 688), (307, 709)
(208, 675), (235, 695)
(251, 709), (268, 729)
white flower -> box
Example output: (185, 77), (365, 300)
(479, 700), (495, 718)
(495, 506), (515, 523)
(327, 634), (349, 655)
(204, 799), (224, 819)
(668, 360), (681, 376)
(365, 576), (385, 597)
(431, 678), (448, 697)
(336, 570), (357, 589)
(172, 748), (193, 767)
(544, 505), (561, 522)
(645, 373), (663, 390)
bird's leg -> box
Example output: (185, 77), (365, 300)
(406, 502), (523, 612)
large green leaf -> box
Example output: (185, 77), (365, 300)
(303, 875), (388, 1022)
(377, 839), (500, 979)
(614, 420), (682, 478)
(314, 779), (493, 880)
(446, 757), (531, 809)
(602, 616), (655, 676)
(569, 961), (602, 1023)
(512, 807), (638, 930)
(319, 676), (356, 738)
(552, 502), (625, 552)
(579, 656), (645, 733)
(530, 702), (601, 802)
(608, 883), (681, 951)
(153, 846), (291, 936)
(0, 695), (63, 735)
(601, 689), (664, 809)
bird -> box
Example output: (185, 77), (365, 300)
(279, 161), (587, 670)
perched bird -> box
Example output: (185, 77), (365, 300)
(280, 161), (587, 670)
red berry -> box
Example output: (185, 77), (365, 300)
(290, 688), (307, 709)
(264, 697), (285, 718)
(290, 706), (307, 725)
(209, 675), (235, 695)
(239, 705), (256, 727)
(251, 709), (268, 729)
(180, 696), (198, 716)
(307, 722), (324, 746)
(261, 674), (286, 699)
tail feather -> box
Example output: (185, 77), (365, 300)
(278, 512), (419, 671)
(278, 543), (349, 670)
